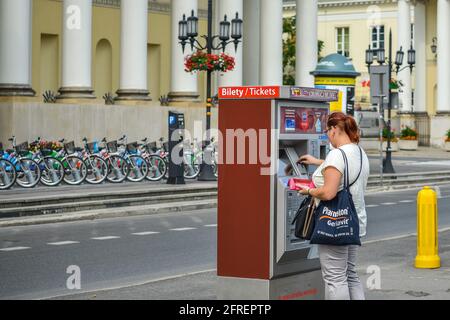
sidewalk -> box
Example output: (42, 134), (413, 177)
(366, 146), (450, 160)
(50, 229), (450, 300)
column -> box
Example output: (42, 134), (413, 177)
(296, 0), (318, 87)
(116, 0), (150, 101)
(260, 0), (283, 86)
(436, 0), (450, 113)
(169, 0), (199, 102)
(397, 0), (412, 112)
(243, 0), (260, 86)
(218, 0), (243, 88)
(58, 0), (94, 99)
(413, 1), (426, 113)
(0, 0), (35, 96)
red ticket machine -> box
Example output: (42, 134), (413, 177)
(217, 86), (338, 300)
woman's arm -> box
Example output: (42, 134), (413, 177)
(302, 166), (342, 201)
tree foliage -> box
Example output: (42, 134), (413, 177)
(283, 17), (324, 85)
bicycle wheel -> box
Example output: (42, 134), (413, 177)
(16, 158), (41, 188)
(106, 155), (128, 183)
(39, 157), (64, 186)
(85, 155), (108, 184)
(0, 159), (17, 190)
(184, 153), (201, 179)
(145, 155), (167, 182)
(62, 156), (87, 185)
(126, 155), (148, 182)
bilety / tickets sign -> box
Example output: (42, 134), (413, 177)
(218, 86), (280, 99)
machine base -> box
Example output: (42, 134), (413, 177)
(217, 269), (324, 300)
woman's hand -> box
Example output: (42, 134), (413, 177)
(298, 154), (321, 166)
(298, 187), (310, 196)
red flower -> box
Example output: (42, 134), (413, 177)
(184, 51), (235, 73)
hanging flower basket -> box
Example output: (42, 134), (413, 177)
(184, 51), (235, 73)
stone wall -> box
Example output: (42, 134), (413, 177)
(0, 101), (218, 147)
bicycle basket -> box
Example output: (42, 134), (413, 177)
(64, 141), (76, 154)
(15, 141), (29, 154)
(146, 142), (157, 153)
(107, 141), (118, 153)
(126, 142), (138, 153)
(86, 142), (99, 154)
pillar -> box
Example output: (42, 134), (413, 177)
(58, 0), (95, 99)
(217, 0), (243, 88)
(436, 0), (450, 113)
(243, 0), (260, 86)
(169, 0), (199, 102)
(0, 0), (35, 96)
(116, 0), (150, 101)
(397, 0), (412, 112)
(296, 0), (318, 87)
(414, 0), (426, 113)
(260, 0), (283, 86)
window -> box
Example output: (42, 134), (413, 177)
(371, 25), (385, 57)
(336, 27), (350, 57)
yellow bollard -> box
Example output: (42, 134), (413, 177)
(415, 186), (440, 269)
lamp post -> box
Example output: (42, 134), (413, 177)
(365, 29), (415, 174)
(178, 1), (243, 181)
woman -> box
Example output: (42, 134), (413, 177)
(298, 112), (370, 300)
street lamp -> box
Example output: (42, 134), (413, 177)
(365, 29), (416, 174)
(178, 1), (243, 181)
(431, 37), (437, 57)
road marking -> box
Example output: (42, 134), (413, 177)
(0, 247), (31, 252)
(47, 241), (80, 246)
(91, 236), (121, 240)
(399, 200), (414, 203)
(132, 232), (160, 236)
(204, 224), (217, 227)
(381, 202), (397, 206)
(170, 227), (197, 231)
(366, 204), (379, 208)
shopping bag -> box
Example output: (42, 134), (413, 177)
(309, 148), (362, 246)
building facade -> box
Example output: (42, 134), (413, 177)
(0, 0), (449, 147)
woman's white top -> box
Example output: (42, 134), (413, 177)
(311, 143), (370, 237)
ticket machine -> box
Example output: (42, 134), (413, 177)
(217, 86), (337, 300)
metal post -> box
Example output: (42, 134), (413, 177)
(198, 0), (217, 181)
(376, 93), (385, 187)
(383, 30), (395, 173)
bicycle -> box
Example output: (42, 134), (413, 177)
(138, 138), (167, 182)
(0, 142), (17, 190)
(116, 135), (149, 183)
(98, 136), (129, 183)
(29, 138), (65, 187)
(67, 138), (109, 185)
(6, 137), (41, 188)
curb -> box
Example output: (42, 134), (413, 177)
(0, 199), (217, 228)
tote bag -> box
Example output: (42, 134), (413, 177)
(309, 147), (363, 246)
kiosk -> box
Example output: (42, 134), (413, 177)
(217, 86), (338, 300)
(311, 53), (360, 116)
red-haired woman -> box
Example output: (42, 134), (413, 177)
(298, 112), (370, 300)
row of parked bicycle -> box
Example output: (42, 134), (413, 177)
(0, 135), (218, 190)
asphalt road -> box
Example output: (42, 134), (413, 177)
(1, 184), (450, 300)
